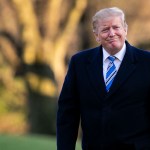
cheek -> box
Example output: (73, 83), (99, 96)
(100, 34), (108, 40)
(120, 29), (127, 37)
(115, 32), (126, 40)
(121, 32), (127, 40)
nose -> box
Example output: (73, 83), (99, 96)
(109, 28), (115, 37)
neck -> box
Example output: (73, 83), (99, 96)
(106, 49), (121, 55)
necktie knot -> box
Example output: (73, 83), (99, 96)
(108, 56), (115, 62)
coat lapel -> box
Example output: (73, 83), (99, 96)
(105, 41), (138, 98)
(86, 46), (107, 100)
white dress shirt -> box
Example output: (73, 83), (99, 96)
(103, 43), (126, 83)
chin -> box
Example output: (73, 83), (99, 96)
(111, 42), (121, 49)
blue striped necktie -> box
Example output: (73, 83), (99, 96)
(106, 56), (117, 92)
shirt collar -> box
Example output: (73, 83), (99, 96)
(103, 43), (126, 62)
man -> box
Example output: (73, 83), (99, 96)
(57, 7), (150, 150)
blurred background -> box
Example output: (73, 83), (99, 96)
(0, 0), (150, 149)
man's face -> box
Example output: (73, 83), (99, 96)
(94, 16), (127, 55)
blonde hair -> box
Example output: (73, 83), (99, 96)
(92, 7), (128, 33)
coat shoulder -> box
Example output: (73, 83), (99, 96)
(134, 47), (150, 61)
(71, 46), (100, 63)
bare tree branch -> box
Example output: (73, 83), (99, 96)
(11, 0), (43, 64)
(52, 0), (88, 90)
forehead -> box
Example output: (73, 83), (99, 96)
(99, 16), (122, 27)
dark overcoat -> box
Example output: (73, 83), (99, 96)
(57, 41), (150, 150)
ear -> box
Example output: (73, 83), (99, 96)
(93, 32), (101, 43)
(96, 38), (100, 43)
(124, 25), (128, 36)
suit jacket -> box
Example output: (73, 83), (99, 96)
(57, 41), (150, 150)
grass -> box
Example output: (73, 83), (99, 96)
(0, 134), (81, 150)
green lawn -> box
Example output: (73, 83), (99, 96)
(0, 134), (81, 150)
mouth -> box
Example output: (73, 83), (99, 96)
(108, 38), (117, 42)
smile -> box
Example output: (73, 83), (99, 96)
(108, 39), (117, 43)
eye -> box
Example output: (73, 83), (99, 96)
(113, 26), (120, 30)
(101, 28), (109, 33)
